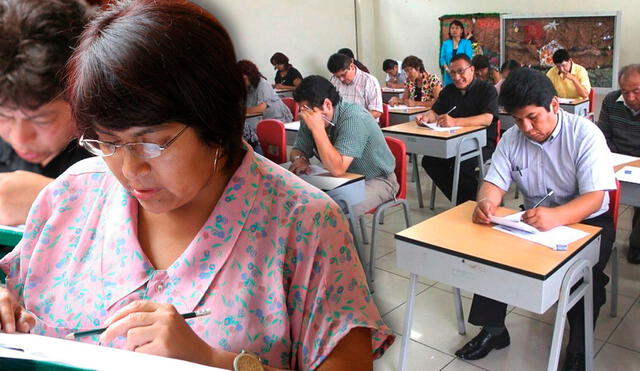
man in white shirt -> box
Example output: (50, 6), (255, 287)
(328, 53), (382, 120)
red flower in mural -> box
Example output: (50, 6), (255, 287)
(523, 22), (545, 48)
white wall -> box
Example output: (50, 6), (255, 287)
(193, 0), (357, 81)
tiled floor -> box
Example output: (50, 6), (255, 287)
(361, 165), (640, 370)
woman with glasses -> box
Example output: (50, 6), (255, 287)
(439, 20), (474, 86)
(388, 55), (442, 109)
(0, 1), (393, 370)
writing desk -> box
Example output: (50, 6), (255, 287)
(275, 86), (295, 98)
(395, 201), (602, 371)
(559, 98), (589, 117)
(613, 157), (640, 207)
(387, 106), (429, 126)
(382, 122), (486, 208)
(381, 87), (404, 103)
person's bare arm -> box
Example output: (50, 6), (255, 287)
(437, 113), (493, 128)
(522, 190), (604, 231)
(472, 181), (506, 224)
(369, 110), (382, 119)
(246, 102), (267, 115)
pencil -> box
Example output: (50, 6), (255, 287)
(64, 309), (212, 340)
(302, 105), (335, 126)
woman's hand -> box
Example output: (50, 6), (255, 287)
(99, 301), (214, 366)
(0, 286), (35, 333)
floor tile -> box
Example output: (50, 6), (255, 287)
(608, 301), (640, 352)
(372, 268), (428, 316)
(594, 343), (640, 371)
(376, 251), (436, 286)
(373, 335), (453, 371)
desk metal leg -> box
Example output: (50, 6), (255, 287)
(547, 259), (593, 371)
(453, 288), (466, 335)
(451, 136), (484, 208)
(336, 199), (370, 288)
(398, 273), (418, 371)
(411, 154), (424, 208)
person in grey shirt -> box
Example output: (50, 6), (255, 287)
(237, 60), (293, 152)
(455, 68), (616, 371)
(597, 64), (640, 263)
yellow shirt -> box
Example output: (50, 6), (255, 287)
(546, 62), (591, 99)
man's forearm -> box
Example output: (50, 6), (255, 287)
(549, 190), (605, 225)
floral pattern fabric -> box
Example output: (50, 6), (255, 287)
(405, 72), (442, 102)
(0, 150), (394, 370)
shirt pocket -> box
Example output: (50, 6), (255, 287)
(510, 167), (531, 194)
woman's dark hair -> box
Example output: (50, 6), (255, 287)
(66, 0), (246, 168)
(327, 53), (352, 74)
(499, 68), (557, 113)
(270, 52), (291, 69)
(237, 60), (265, 88)
(293, 75), (341, 108)
(500, 59), (521, 73)
(448, 20), (466, 39)
(401, 56), (425, 74)
(471, 55), (491, 70)
(337, 48), (355, 58)
(0, 0), (88, 110)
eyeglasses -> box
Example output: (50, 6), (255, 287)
(79, 125), (188, 159)
(449, 65), (473, 76)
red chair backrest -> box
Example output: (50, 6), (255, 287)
(588, 88), (595, 115)
(384, 136), (407, 200)
(609, 178), (621, 229)
(379, 103), (390, 127)
(256, 119), (286, 164)
(281, 97), (298, 121)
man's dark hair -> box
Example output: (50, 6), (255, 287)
(293, 75), (341, 108)
(500, 59), (521, 73)
(382, 59), (397, 72)
(499, 68), (557, 113)
(337, 48), (355, 58)
(401, 56), (425, 73)
(450, 54), (472, 65)
(471, 55), (491, 70)
(66, 0), (246, 170)
(552, 49), (571, 64)
(327, 53), (352, 74)
(0, 0), (88, 110)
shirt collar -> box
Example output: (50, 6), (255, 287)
(459, 77), (477, 95)
(616, 94), (640, 116)
(103, 147), (261, 313)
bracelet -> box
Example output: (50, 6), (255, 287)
(292, 155), (307, 162)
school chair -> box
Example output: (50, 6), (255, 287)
(281, 97), (299, 121)
(358, 137), (412, 282)
(379, 103), (390, 128)
(608, 179), (621, 317)
(256, 119), (287, 164)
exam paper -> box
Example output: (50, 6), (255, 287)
(490, 211), (539, 233)
(381, 87), (404, 92)
(389, 104), (409, 110)
(610, 152), (639, 167)
(0, 333), (223, 371)
(417, 121), (462, 132)
(298, 175), (354, 191)
(281, 162), (328, 176)
(490, 212), (589, 249)
(284, 121), (300, 131)
(616, 166), (640, 184)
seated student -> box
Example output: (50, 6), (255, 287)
(546, 49), (591, 99)
(289, 76), (398, 216)
(0, 2), (394, 370)
(415, 54), (498, 205)
(495, 59), (521, 95)
(382, 59), (406, 89)
(337, 47), (370, 73)
(328, 53), (383, 120)
(388, 56), (442, 109)
(597, 64), (640, 264)
(0, 0), (92, 226)
(471, 55), (501, 85)
(270, 52), (303, 88)
(237, 60), (293, 152)
(457, 68), (615, 371)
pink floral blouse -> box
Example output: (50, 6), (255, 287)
(0, 150), (394, 370)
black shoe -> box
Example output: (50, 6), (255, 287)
(627, 248), (640, 264)
(562, 352), (586, 371)
(454, 328), (510, 360)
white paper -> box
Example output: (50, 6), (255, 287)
(490, 211), (589, 249)
(417, 121), (462, 132)
(610, 152), (639, 167)
(382, 87), (404, 92)
(284, 121), (300, 131)
(616, 166), (640, 184)
(557, 98), (575, 104)
(298, 175), (354, 191)
(281, 162), (327, 176)
(0, 333), (223, 370)
(389, 104), (409, 110)
(490, 211), (539, 233)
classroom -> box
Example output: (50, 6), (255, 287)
(0, 0), (639, 370)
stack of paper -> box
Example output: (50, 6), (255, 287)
(490, 212), (589, 249)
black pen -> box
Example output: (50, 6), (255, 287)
(64, 309), (212, 340)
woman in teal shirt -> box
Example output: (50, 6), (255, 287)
(439, 20), (474, 86)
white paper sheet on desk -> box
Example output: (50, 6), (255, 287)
(298, 175), (354, 191)
(281, 162), (327, 176)
(491, 212), (589, 249)
(616, 166), (640, 184)
(557, 98), (575, 104)
(490, 211), (539, 233)
(389, 104), (409, 110)
(0, 333), (224, 370)
(417, 121), (462, 132)
(382, 87), (404, 92)
(284, 120), (300, 131)
(610, 152), (639, 167)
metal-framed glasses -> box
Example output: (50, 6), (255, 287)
(79, 125), (188, 159)
(449, 65), (473, 77)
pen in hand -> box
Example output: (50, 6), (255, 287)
(303, 105), (334, 126)
(530, 189), (554, 209)
(436, 105), (457, 127)
(64, 309), (212, 340)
